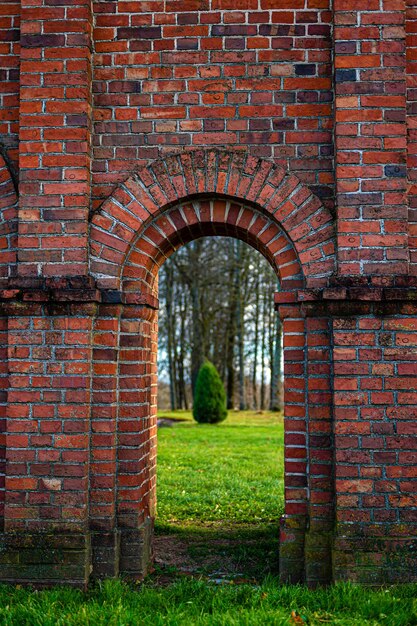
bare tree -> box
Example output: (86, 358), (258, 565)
(158, 236), (282, 412)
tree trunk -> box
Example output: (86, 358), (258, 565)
(165, 264), (178, 411)
(190, 283), (203, 396)
(252, 278), (259, 410)
(260, 285), (267, 411)
(224, 240), (236, 408)
(188, 241), (205, 397)
(235, 241), (246, 411)
(178, 291), (188, 410)
(225, 300), (237, 409)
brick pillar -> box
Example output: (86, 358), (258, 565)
(0, 313), (7, 530)
(0, 0), (19, 165)
(1, 292), (98, 587)
(18, 0), (93, 277)
(89, 297), (159, 580)
(90, 304), (121, 578)
(303, 312), (334, 587)
(278, 301), (308, 584)
(116, 303), (158, 578)
(406, 5), (417, 273)
(331, 292), (417, 584)
(276, 293), (334, 586)
(334, 2), (408, 276)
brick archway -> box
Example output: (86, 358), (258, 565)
(121, 197), (304, 298)
(90, 149), (335, 293)
(87, 150), (335, 585)
(2, 0), (417, 590)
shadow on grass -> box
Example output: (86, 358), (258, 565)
(152, 522), (280, 584)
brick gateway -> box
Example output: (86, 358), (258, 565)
(0, 1), (416, 586)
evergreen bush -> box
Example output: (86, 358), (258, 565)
(193, 361), (228, 424)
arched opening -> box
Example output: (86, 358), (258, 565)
(155, 235), (284, 580)
(89, 150), (336, 585)
(111, 197), (307, 577)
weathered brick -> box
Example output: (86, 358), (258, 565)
(1, 0), (417, 590)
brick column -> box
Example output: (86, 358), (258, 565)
(406, 4), (417, 274)
(90, 304), (121, 578)
(0, 312), (7, 529)
(276, 293), (333, 586)
(334, 2), (408, 276)
(0, 0), (20, 166)
(18, 0), (93, 277)
(277, 299), (309, 585)
(331, 290), (417, 584)
(1, 291), (98, 587)
(117, 303), (158, 578)
(303, 312), (334, 587)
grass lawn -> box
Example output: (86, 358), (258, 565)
(1, 410), (416, 625)
(155, 409), (284, 580)
(1, 578), (416, 625)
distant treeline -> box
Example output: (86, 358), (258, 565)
(158, 237), (282, 412)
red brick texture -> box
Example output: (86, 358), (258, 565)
(90, 150), (335, 292)
(0, 0), (19, 169)
(6, 308), (93, 534)
(0, 155), (17, 280)
(0, 1), (416, 587)
(92, 0), (334, 210)
(335, 1), (408, 276)
(18, 0), (93, 278)
(407, 6), (417, 273)
(333, 311), (417, 583)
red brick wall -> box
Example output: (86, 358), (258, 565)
(1, 1), (417, 278)
(3, 1), (417, 277)
(334, 0), (408, 276)
(5, 306), (94, 533)
(333, 307), (417, 582)
(0, 0), (20, 169)
(0, 155), (17, 281)
(407, 6), (417, 274)
(0, 2), (416, 587)
(92, 0), (334, 210)
(18, 0), (93, 277)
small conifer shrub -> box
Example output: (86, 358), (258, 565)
(193, 360), (228, 424)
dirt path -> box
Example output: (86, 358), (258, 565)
(153, 524), (279, 583)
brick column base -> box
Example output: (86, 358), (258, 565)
(333, 534), (417, 585)
(119, 517), (154, 579)
(91, 531), (121, 579)
(0, 523), (154, 587)
(304, 523), (333, 587)
(279, 517), (333, 586)
(0, 532), (91, 588)
(91, 519), (153, 581)
(0, 522), (155, 587)
(279, 515), (306, 584)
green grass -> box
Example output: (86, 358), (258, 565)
(155, 409), (284, 579)
(1, 578), (416, 625)
(156, 408), (284, 527)
(1, 410), (416, 625)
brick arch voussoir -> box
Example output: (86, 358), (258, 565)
(0, 155), (18, 279)
(121, 198), (304, 298)
(90, 149), (336, 290)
